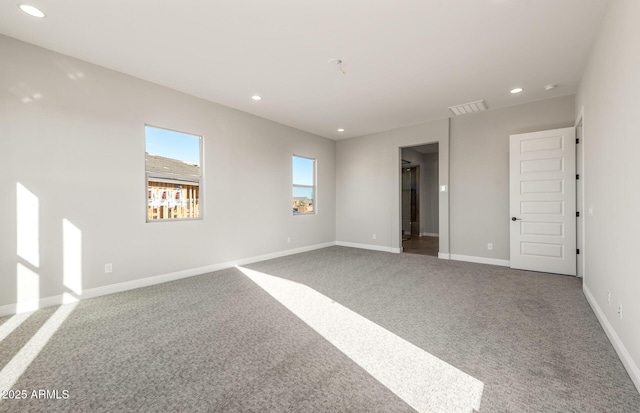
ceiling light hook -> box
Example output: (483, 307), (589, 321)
(328, 58), (347, 75)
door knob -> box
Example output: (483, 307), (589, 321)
(511, 217), (522, 221)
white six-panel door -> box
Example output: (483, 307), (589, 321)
(509, 127), (576, 276)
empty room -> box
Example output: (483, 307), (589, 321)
(1, 0), (639, 412)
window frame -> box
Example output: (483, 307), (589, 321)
(145, 124), (204, 222)
(292, 154), (317, 216)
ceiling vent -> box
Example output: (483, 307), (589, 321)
(448, 99), (488, 116)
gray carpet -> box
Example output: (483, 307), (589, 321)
(1, 246), (639, 412)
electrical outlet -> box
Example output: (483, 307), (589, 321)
(487, 243), (493, 251)
(287, 237), (291, 243)
(607, 291), (611, 306)
(618, 303), (623, 320)
(372, 234), (377, 240)
(105, 263), (113, 274)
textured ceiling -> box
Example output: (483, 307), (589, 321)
(0, 0), (610, 139)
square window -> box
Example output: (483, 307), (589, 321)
(145, 125), (202, 221)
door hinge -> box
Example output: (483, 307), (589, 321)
(577, 249), (580, 255)
(576, 174), (580, 180)
(576, 138), (580, 144)
(576, 211), (580, 217)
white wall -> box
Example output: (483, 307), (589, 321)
(449, 96), (575, 261)
(336, 120), (449, 254)
(575, 0), (640, 390)
(0, 35), (336, 309)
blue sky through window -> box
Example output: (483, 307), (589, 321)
(145, 125), (201, 165)
(293, 156), (314, 186)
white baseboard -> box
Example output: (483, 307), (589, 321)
(438, 252), (450, 259)
(450, 254), (510, 267)
(583, 284), (640, 393)
(335, 241), (398, 254)
(420, 233), (439, 237)
(0, 242), (336, 317)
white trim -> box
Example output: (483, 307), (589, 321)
(438, 252), (450, 260)
(450, 254), (510, 267)
(0, 242), (336, 317)
(420, 232), (439, 237)
(583, 284), (640, 393)
(335, 241), (396, 253)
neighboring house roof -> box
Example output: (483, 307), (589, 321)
(293, 197), (311, 203)
(145, 153), (200, 176)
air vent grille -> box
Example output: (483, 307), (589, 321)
(448, 99), (488, 116)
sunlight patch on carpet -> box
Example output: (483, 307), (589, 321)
(0, 312), (32, 344)
(0, 300), (78, 394)
(237, 266), (483, 413)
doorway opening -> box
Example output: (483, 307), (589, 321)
(401, 143), (439, 256)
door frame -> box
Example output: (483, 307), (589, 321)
(575, 107), (586, 279)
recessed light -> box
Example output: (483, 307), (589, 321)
(510, 87), (524, 94)
(337, 128), (345, 132)
(544, 84), (557, 91)
(251, 95), (262, 101)
(19, 4), (45, 18)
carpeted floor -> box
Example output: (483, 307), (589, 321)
(1, 246), (639, 412)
